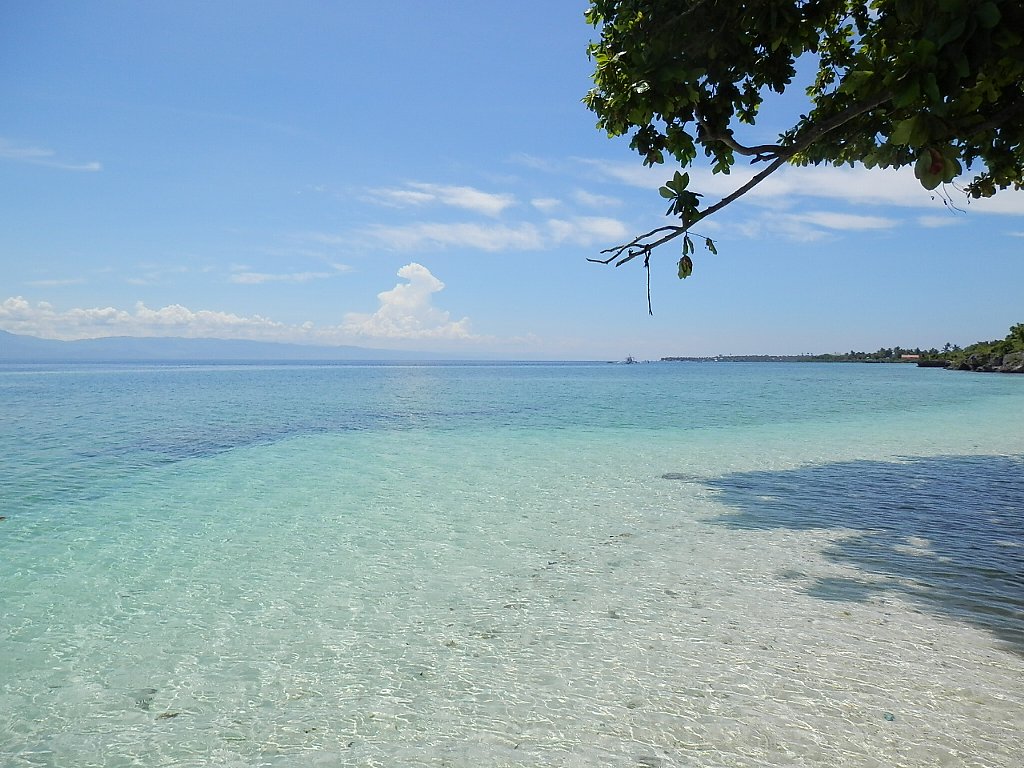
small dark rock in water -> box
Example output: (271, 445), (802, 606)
(0, 516), (7, 521)
(883, 712), (895, 721)
(660, 473), (700, 482)
(157, 712), (179, 720)
(135, 689), (157, 710)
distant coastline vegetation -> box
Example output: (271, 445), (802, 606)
(663, 324), (1024, 373)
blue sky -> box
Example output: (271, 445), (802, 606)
(2, 1), (1022, 359)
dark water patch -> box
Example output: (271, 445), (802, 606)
(700, 455), (1024, 653)
(806, 576), (887, 603)
(661, 472), (706, 482)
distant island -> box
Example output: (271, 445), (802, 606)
(0, 329), (449, 363)
(663, 323), (1024, 374)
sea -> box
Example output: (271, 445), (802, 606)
(1, 360), (1021, 768)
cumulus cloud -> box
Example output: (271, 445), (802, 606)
(0, 295), (288, 340)
(1, 264), (476, 346)
(368, 182), (515, 216)
(341, 263), (474, 340)
(0, 137), (101, 172)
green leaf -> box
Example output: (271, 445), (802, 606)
(838, 70), (875, 94)
(919, 171), (943, 190)
(953, 53), (971, 78)
(677, 254), (693, 279)
(893, 80), (921, 108)
(914, 152), (932, 180)
(891, 115), (933, 147)
(705, 238), (717, 255)
(976, 2), (1001, 29)
(942, 156), (962, 183)
(659, 186), (675, 199)
(890, 117), (917, 146)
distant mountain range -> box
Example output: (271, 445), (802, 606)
(0, 330), (450, 362)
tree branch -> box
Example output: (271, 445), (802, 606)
(695, 112), (785, 161)
(595, 87), (900, 266)
(785, 87), (896, 153)
(963, 96), (1024, 139)
(663, 0), (713, 33)
(587, 226), (687, 266)
(698, 87), (898, 165)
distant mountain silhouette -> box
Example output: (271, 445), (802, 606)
(0, 330), (448, 362)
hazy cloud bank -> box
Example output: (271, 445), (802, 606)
(1, 264), (476, 346)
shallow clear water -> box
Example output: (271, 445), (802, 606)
(1, 361), (1022, 767)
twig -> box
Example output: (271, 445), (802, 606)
(596, 87), (899, 263)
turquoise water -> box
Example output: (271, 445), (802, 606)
(1, 361), (1022, 767)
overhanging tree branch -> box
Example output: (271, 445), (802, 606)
(598, 86), (899, 267)
(585, 0), (1024, 295)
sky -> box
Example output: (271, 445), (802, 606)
(2, 1), (1022, 360)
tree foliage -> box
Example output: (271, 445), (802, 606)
(947, 322), (1024, 364)
(584, 0), (1024, 286)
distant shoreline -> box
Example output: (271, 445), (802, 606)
(660, 356), (924, 363)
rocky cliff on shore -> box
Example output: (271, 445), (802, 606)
(950, 350), (1024, 373)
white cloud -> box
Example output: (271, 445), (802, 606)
(789, 211), (896, 230)
(26, 278), (86, 287)
(731, 209), (895, 242)
(917, 214), (961, 228)
(298, 231), (349, 246)
(0, 137), (101, 172)
(546, 216), (629, 246)
(508, 153), (558, 171)
(368, 182), (515, 216)
(371, 188), (435, 206)
(1, 264), (477, 347)
(229, 264), (349, 284)
(362, 216), (630, 252)
(531, 197), (562, 212)
(961, 192), (1024, 215)
(580, 158), (666, 190)
(572, 189), (622, 208)
(341, 263), (475, 340)
(0, 295), (288, 340)
(733, 216), (827, 243)
(583, 157), (1024, 215)
(363, 221), (546, 252)
(230, 271), (331, 284)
